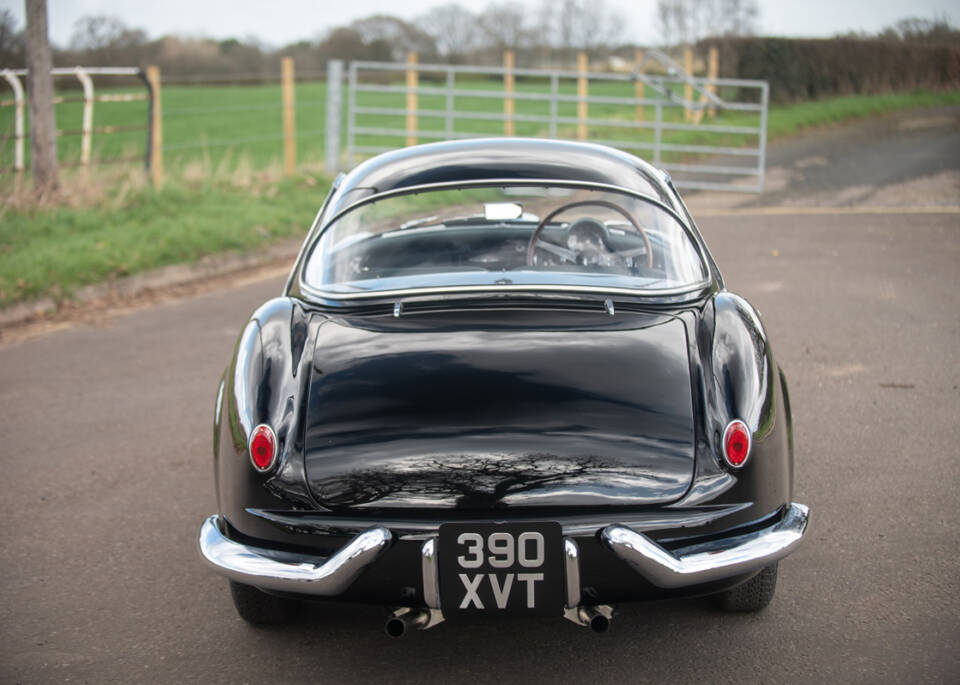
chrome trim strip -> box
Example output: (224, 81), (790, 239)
(601, 502), (809, 589)
(248, 501), (754, 539)
(563, 538), (581, 609)
(198, 515), (392, 595)
(421, 537), (441, 610)
(300, 281), (711, 302)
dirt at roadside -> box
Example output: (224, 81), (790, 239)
(0, 257), (293, 346)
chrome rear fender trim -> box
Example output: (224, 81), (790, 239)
(198, 515), (392, 595)
(602, 503), (809, 589)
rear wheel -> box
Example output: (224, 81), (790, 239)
(229, 580), (300, 625)
(715, 563), (778, 612)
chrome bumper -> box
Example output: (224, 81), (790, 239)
(198, 515), (392, 595)
(199, 503), (808, 601)
(601, 502), (810, 589)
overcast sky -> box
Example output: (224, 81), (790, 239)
(1, 0), (956, 48)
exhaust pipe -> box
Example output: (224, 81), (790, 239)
(579, 606), (611, 633)
(384, 608), (431, 638)
(564, 604), (614, 632)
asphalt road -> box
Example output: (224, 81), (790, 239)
(759, 105), (960, 201)
(2, 111), (959, 684)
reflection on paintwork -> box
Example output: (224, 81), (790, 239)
(307, 450), (692, 509)
(671, 471), (737, 506)
(304, 311), (697, 509)
(230, 320), (260, 448)
(712, 293), (771, 431)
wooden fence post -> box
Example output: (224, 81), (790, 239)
(577, 51), (588, 141)
(281, 56), (296, 176)
(406, 52), (418, 147)
(503, 49), (515, 136)
(707, 46), (719, 119)
(146, 65), (163, 188)
(690, 47), (719, 125)
(684, 47), (693, 122)
(634, 48), (645, 123)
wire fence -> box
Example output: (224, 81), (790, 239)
(0, 68), (336, 177)
(1, 50), (769, 192)
(0, 67), (151, 176)
(345, 58), (768, 192)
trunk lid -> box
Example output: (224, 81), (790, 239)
(303, 307), (696, 511)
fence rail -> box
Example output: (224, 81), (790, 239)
(2, 53), (769, 194)
(0, 66), (150, 181)
(343, 59), (769, 192)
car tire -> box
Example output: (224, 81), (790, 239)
(715, 563), (778, 612)
(229, 580), (300, 625)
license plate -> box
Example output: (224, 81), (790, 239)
(438, 522), (563, 616)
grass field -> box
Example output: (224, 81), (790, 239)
(1, 80), (959, 309)
(0, 79), (330, 171)
(2, 75), (959, 172)
(2, 76), (727, 171)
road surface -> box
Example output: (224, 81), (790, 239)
(1, 108), (958, 684)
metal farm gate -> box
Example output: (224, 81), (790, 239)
(0, 66), (153, 178)
(340, 57), (769, 192)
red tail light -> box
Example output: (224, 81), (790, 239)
(722, 420), (751, 468)
(249, 424), (277, 472)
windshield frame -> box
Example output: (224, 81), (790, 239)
(296, 178), (714, 302)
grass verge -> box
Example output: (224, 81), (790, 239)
(1, 89), (957, 310)
(766, 90), (960, 138)
(0, 168), (329, 308)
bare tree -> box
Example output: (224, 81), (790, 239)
(0, 9), (24, 64)
(61, 15), (150, 68)
(656, 0), (758, 44)
(418, 4), (476, 62)
(68, 15), (147, 50)
(477, 2), (530, 51)
(24, 0), (57, 193)
(882, 14), (960, 45)
(316, 27), (372, 62)
(719, 0), (759, 37)
(349, 14), (438, 61)
(538, 0), (625, 51)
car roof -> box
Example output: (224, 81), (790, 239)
(284, 138), (720, 302)
(325, 138), (674, 218)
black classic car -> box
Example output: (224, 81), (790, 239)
(199, 138), (809, 635)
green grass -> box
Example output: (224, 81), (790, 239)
(0, 81), (330, 170)
(0, 84), (958, 309)
(0, 172), (330, 307)
(1, 77), (958, 171)
(765, 90), (960, 138)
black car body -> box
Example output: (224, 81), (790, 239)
(199, 138), (809, 634)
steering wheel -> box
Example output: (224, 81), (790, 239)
(525, 200), (653, 269)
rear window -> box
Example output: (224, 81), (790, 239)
(302, 185), (708, 296)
